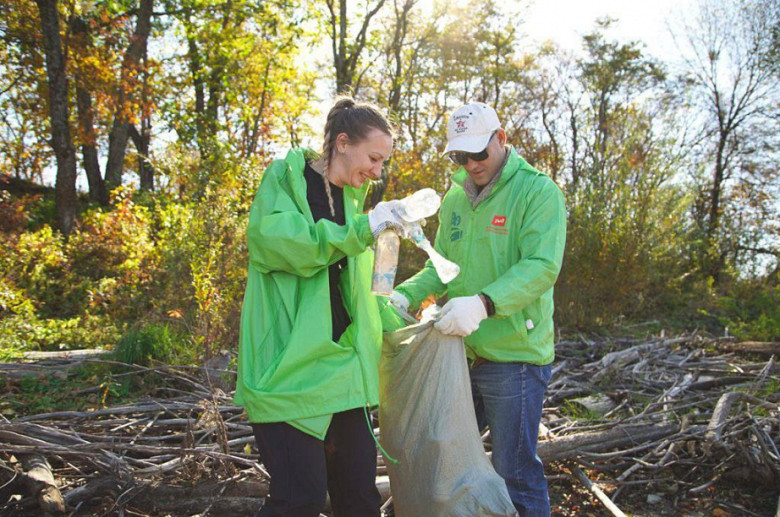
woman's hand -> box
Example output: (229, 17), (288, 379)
(368, 201), (405, 237)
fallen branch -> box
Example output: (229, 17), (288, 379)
(571, 465), (626, 517)
(538, 424), (680, 463)
(706, 392), (778, 444)
(715, 341), (780, 357)
(20, 454), (65, 515)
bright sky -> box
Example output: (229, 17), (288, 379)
(520, 0), (696, 62)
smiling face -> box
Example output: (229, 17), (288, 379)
(328, 128), (394, 189)
(462, 129), (507, 186)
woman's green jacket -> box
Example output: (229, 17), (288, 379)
(234, 148), (384, 439)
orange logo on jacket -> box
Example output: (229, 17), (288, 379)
(492, 215), (506, 227)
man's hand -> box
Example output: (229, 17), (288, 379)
(434, 295), (488, 336)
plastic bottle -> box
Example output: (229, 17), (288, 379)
(371, 229), (400, 295)
(395, 188), (441, 222)
(371, 188), (460, 294)
(371, 189), (438, 295)
(405, 223), (460, 283)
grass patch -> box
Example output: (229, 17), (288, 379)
(0, 362), (136, 418)
(113, 323), (195, 366)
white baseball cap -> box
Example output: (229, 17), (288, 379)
(444, 102), (501, 153)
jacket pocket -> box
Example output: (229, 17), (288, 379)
(522, 299), (542, 336)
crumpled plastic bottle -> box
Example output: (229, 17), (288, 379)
(394, 188), (441, 222)
(403, 222), (460, 283)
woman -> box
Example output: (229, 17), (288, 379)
(235, 97), (402, 516)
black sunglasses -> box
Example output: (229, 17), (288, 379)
(448, 132), (496, 166)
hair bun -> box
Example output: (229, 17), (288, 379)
(332, 96), (356, 111)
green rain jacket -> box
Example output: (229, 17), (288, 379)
(397, 148), (567, 366)
(234, 148), (384, 439)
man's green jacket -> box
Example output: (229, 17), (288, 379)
(397, 148), (567, 366)
(234, 148), (383, 439)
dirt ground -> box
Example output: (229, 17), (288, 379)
(548, 463), (780, 516)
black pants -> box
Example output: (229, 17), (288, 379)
(252, 407), (381, 517)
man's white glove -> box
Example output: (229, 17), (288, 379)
(368, 200), (404, 238)
(389, 290), (410, 313)
(434, 295), (488, 336)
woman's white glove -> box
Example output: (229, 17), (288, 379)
(434, 295), (488, 336)
(368, 201), (405, 238)
(389, 290), (410, 312)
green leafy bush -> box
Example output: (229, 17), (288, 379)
(1, 225), (90, 317)
(114, 323), (193, 365)
(147, 152), (259, 358)
(67, 188), (160, 320)
(0, 277), (35, 317)
(556, 181), (698, 329)
(717, 277), (780, 341)
(0, 313), (120, 354)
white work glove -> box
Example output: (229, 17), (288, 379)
(389, 290), (410, 313)
(434, 295), (488, 337)
(368, 200), (404, 238)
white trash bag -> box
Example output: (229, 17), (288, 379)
(379, 321), (518, 517)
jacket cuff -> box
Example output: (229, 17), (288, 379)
(480, 285), (506, 318)
(352, 213), (375, 245)
(480, 292), (496, 317)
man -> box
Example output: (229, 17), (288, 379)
(390, 101), (566, 516)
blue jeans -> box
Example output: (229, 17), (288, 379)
(470, 361), (552, 517)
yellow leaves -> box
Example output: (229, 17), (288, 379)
(99, 381), (112, 409)
(79, 55), (111, 81)
(17, 226), (67, 271)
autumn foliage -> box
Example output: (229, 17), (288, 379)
(1, 0), (779, 359)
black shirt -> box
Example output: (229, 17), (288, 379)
(303, 163), (351, 342)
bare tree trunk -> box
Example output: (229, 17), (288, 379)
(185, 14), (206, 155)
(326, 0), (387, 94)
(70, 15), (108, 205)
(203, 62), (224, 159)
(129, 123), (153, 191)
(706, 134), (728, 282)
(135, 43), (154, 191)
(76, 87), (108, 204)
(183, 4), (232, 164)
(104, 0), (154, 189)
(708, 138), (727, 240)
(568, 107), (580, 190)
(386, 0), (415, 113)
(36, 0), (78, 236)
(242, 59), (271, 159)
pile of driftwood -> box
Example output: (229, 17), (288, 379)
(0, 334), (778, 516)
(542, 335), (779, 516)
